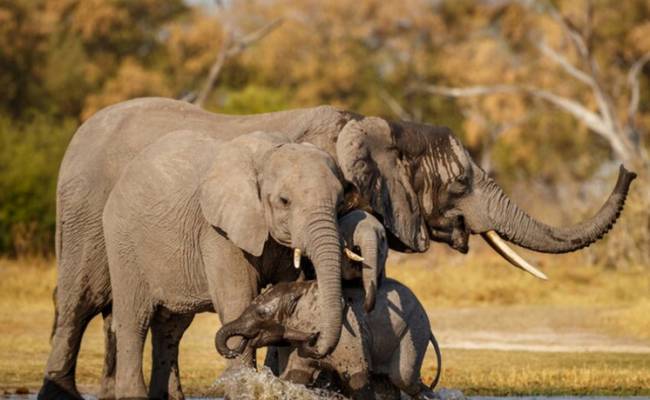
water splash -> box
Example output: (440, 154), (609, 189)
(208, 367), (348, 400)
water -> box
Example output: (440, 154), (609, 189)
(3, 368), (649, 400)
(208, 367), (346, 399)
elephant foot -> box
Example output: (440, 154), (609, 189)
(98, 376), (116, 400)
(38, 378), (83, 400)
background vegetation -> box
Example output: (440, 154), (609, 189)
(1, 0), (649, 266)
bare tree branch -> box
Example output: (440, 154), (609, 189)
(225, 19), (283, 58)
(627, 52), (650, 122)
(194, 18), (283, 107)
(421, 0), (645, 164)
(535, 41), (593, 86)
(379, 89), (413, 121)
(416, 84), (519, 97)
(544, 1), (622, 136)
(195, 29), (232, 107)
(418, 83), (629, 159)
(545, 3), (590, 62)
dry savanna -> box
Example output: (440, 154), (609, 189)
(1, 244), (649, 397)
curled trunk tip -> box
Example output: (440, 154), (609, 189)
(215, 324), (248, 359)
(489, 164), (636, 254)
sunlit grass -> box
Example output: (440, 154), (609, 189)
(1, 255), (649, 396)
(421, 350), (650, 396)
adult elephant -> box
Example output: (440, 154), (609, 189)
(41, 97), (635, 399)
(102, 130), (352, 399)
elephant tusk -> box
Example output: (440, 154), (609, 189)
(344, 248), (364, 262)
(293, 248), (302, 269)
(481, 231), (548, 280)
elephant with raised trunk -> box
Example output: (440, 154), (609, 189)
(102, 130), (354, 399)
(42, 97), (635, 399)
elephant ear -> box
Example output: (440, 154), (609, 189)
(337, 117), (429, 252)
(200, 132), (286, 256)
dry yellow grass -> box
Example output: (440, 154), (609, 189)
(1, 254), (649, 396)
(387, 244), (650, 341)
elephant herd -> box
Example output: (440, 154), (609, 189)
(39, 97), (636, 400)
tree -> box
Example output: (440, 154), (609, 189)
(415, 0), (650, 174)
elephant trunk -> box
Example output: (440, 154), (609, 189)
(359, 235), (379, 313)
(304, 206), (343, 356)
(483, 165), (636, 253)
(215, 321), (250, 359)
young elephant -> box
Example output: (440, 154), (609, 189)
(338, 210), (388, 313)
(217, 278), (442, 400)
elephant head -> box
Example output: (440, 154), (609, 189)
(216, 282), (316, 359)
(339, 210), (387, 313)
(201, 132), (353, 356)
(336, 117), (636, 277)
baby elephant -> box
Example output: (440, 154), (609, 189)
(216, 278), (441, 399)
(338, 209), (389, 313)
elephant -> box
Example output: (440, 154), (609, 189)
(216, 278), (442, 400)
(101, 129), (358, 399)
(42, 97), (635, 399)
(338, 209), (388, 313)
(263, 208), (387, 374)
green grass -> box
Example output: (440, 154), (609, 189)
(1, 256), (649, 396)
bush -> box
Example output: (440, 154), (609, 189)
(0, 113), (75, 256)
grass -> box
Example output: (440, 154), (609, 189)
(1, 252), (649, 396)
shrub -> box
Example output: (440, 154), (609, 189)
(0, 113), (75, 256)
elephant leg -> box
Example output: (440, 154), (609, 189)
(388, 327), (427, 398)
(114, 304), (153, 399)
(280, 353), (315, 386)
(149, 313), (194, 400)
(98, 308), (117, 400)
(40, 208), (113, 400)
(369, 376), (400, 400)
(112, 269), (154, 399)
(39, 288), (98, 400)
(336, 355), (373, 400)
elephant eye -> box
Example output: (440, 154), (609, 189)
(449, 175), (468, 195)
(279, 195), (290, 207)
(354, 159), (367, 170)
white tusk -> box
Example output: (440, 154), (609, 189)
(344, 248), (364, 262)
(481, 231), (548, 281)
(293, 248), (302, 269)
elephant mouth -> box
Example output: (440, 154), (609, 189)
(428, 216), (470, 253)
(427, 216), (546, 279)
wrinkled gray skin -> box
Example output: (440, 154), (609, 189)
(339, 209), (388, 313)
(217, 278), (440, 400)
(102, 130), (348, 399)
(42, 98), (635, 399)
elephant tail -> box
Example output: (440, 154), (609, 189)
(50, 286), (58, 343)
(428, 330), (442, 390)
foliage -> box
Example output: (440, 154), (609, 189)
(0, 0), (649, 258)
(0, 114), (75, 255)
